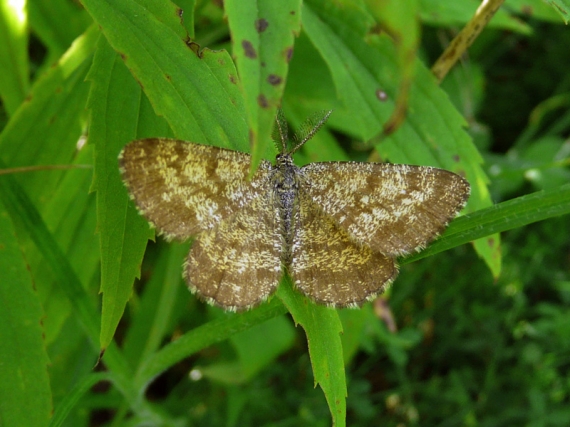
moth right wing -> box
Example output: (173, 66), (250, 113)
(119, 138), (273, 240)
(301, 162), (470, 256)
(290, 188), (398, 307)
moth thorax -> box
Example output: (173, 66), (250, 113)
(275, 154), (299, 192)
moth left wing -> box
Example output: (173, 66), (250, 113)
(119, 138), (273, 240)
(185, 189), (283, 311)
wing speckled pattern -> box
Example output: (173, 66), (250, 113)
(290, 189), (398, 307)
(119, 111), (471, 311)
(301, 163), (470, 256)
(119, 139), (273, 240)
(184, 190), (282, 311)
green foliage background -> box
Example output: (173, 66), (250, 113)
(0, 0), (569, 426)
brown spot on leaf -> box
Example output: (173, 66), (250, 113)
(267, 74), (282, 86)
(453, 155), (460, 162)
(134, 76), (144, 90)
(376, 89), (388, 101)
(186, 41), (201, 56)
(255, 18), (269, 33)
(383, 121), (398, 136)
(487, 237), (495, 248)
(242, 40), (257, 58)
(257, 94), (269, 108)
(284, 47), (293, 62)
(229, 74), (237, 84)
(369, 23), (382, 35)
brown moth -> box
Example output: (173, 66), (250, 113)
(119, 111), (470, 311)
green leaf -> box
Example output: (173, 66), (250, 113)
(30, 145), (99, 346)
(0, 202), (51, 427)
(542, 0), (570, 23)
(0, 0), (29, 116)
(364, 0), (420, 134)
(0, 25), (94, 205)
(229, 314), (296, 380)
(86, 36), (158, 350)
(338, 307), (370, 365)
(0, 156), (164, 423)
(419, 0), (533, 33)
(28, 0), (92, 58)
(0, 24), (99, 345)
(0, 31), (103, 346)
(197, 313), (296, 384)
(0, 162), (99, 353)
(134, 298), (288, 389)
(122, 243), (188, 366)
(302, 0), (500, 277)
(225, 0), (301, 171)
(79, 1), (261, 348)
(81, 0), (248, 149)
(404, 183), (570, 263)
(301, 1), (380, 137)
(48, 373), (110, 427)
(277, 280), (347, 427)
(506, 0), (564, 23)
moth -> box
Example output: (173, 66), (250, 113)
(119, 111), (470, 311)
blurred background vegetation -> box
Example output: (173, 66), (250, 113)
(1, 0), (570, 426)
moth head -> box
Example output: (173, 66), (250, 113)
(272, 109), (333, 156)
